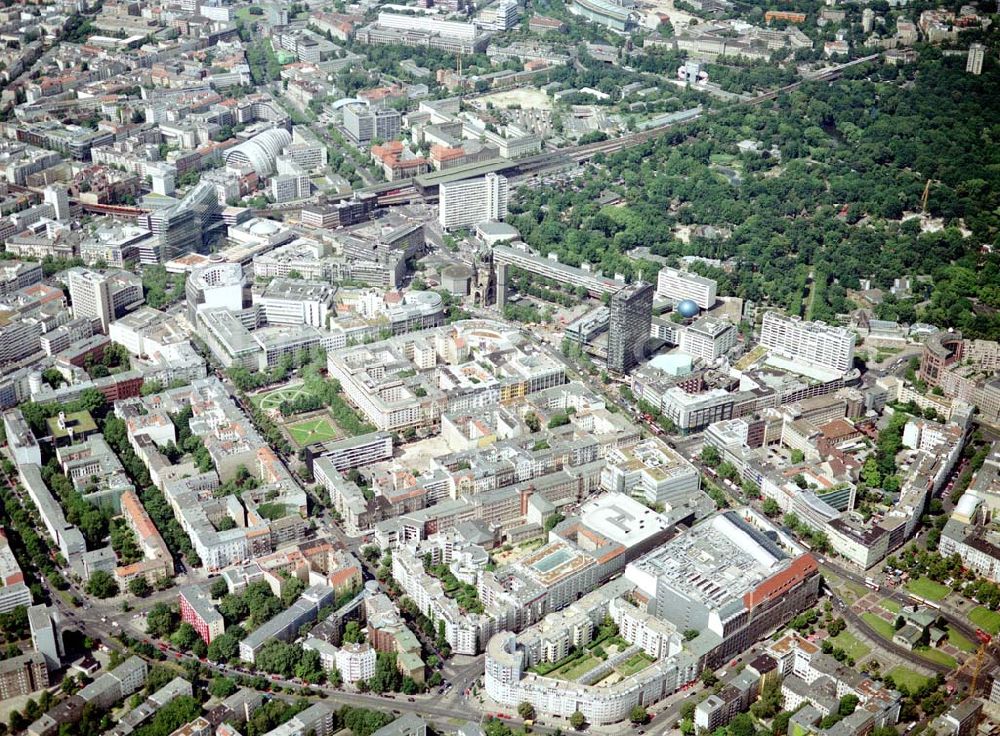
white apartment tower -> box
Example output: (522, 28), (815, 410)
(438, 173), (509, 231)
(759, 311), (856, 373)
(150, 164), (177, 197)
(28, 605), (63, 672)
(43, 186), (70, 222)
(68, 267), (113, 334)
(495, 0), (519, 30)
(679, 316), (737, 363)
(656, 266), (717, 310)
(967, 43), (985, 75)
(335, 643), (376, 683)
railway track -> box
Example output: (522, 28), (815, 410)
(9, 55), (879, 222)
(552, 53), (881, 164)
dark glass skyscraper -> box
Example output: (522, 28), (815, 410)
(607, 281), (653, 374)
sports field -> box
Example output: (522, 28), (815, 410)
(287, 417), (339, 446)
(254, 385), (316, 411)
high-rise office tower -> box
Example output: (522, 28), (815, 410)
(28, 604), (63, 672)
(343, 105), (401, 146)
(67, 267), (144, 334)
(139, 181), (222, 262)
(149, 164), (177, 196)
(495, 0), (519, 29)
(607, 281), (653, 374)
(68, 267), (112, 334)
(141, 205), (199, 263)
(43, 185), (70, 221)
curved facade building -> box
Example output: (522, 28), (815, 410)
(919, 329), (963, 387)
(186, 259), (247, 323)
(485, 631), (691, 725)
(224, 128), (292, 177)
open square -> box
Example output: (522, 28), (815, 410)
(286, 417), (340, 446)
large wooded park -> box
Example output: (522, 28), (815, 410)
(507, 50), (1000, 341)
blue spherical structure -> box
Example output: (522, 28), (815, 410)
(677, 299), (700, 318)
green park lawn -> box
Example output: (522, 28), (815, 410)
(947, 626), (977, 653)
(862, 612), (896, 640)
(904, 577), (951, 601)
(969, 606), (1000, 635)
(253, 385), (317, 411)
(616, 652), (655, 677)
(828, 630), (870, 660)
(881, 598), (901, 614)
(552, 654), (601, 682)
(913, 647), (957, 669)
(286, 416), (339, 446)
(887, 666), (934, 693)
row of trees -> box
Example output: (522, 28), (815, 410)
(254, 640), (325, 683)
(0, 469), (62, 598)
(102, 416), (201, 566)
(41, 458), (110, 548)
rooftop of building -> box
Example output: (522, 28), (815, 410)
(578, 493), (673, 548)
(260, 278), (336, 301)
(627, 511), (793, 611)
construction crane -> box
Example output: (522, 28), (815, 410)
(921, 179), (933, 214)
(954, 629), (993, 695)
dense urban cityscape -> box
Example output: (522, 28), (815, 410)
(0, 0), (995, 735)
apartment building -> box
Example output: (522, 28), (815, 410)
(438, 173), (508, 231)
(305, 431), (393, 473)
(335, 643), (376, 683)
(0, 531), (32, 613)
(68, 268), (144, 334)
(656, 267), (717, 310)
(760, 312), (855, 374)
(179, 585), (225, 644)
(0, 653), (49, 699)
